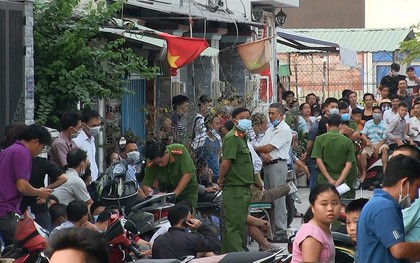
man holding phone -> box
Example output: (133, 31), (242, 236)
(152, 204), (221, 259)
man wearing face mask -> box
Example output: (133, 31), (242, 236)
(49, 110), (82, 171)
(255, 103), (292, 243)
(379, 63), (407, 97)
(190, 95), (212, 159)
(359, 106), (389, 184)
(73, 109), (101, 181)
(218, 107), (254, 252)
(54, 149), (94, 206)
(317, 97), (339, 136)
(123, 140), (147, 199)
(358, 154), (420, 262)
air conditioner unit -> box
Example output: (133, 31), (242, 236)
(211, 81), (225, 98)
(171, 81), (186, 96)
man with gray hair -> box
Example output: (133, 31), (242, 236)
(255, 102), (292, 243)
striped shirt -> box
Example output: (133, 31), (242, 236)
(361, 119), (388, 144)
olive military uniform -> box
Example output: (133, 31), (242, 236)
(221, 129), (254, 253)
(311, 130), (356, 188)
(143, 144), (198, 207)
(346, 121), (359, 198)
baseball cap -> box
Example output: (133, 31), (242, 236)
(407, 65), (415, 72)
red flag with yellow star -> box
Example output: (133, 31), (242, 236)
(158, 32), (209, 76)
(237, 37), (272, 74)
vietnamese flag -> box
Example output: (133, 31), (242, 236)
(158, 32), (209, 76)
(237, 37), (272, 74)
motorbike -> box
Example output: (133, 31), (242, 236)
(127, 193), (176, 240)
(196, 190), (222, 236)
(130, 249), (291, 263)
(105, 214), (146, 263)
(1, 208), (49, 263)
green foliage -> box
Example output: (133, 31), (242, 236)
(34, 0), (159, 127)
(400, 23), (420, 64)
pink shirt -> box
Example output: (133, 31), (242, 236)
(48, 132), (78, 170)
(292, 223), (335, 263)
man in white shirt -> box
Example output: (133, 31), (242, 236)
(255, 103), (292, 243)
(190, 95), (212, 156)
(409, 102), (420, 146)
(383, 94), (410, 124)
(73, 109), (101, 181)
(54, 149), (93, 206)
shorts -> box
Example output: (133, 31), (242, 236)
(361, 144), (389, 157)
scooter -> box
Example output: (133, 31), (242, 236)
(105, 214), (145, 263)
(1, 208), (49, 263)
(196, 190), (222, 236)
(127, 193), (175, 240)
(131, 249), (291, 263)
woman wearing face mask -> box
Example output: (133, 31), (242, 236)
(199, 115), (222, 183)
(292, 183), (341, 263)
(298, 103), (316, 134)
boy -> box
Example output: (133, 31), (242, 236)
(378, 85), (390, 105)
(351, 108), (365, 131)
(345, 198), (369, 263)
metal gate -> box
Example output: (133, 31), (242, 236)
(121, 76), (146, 143)
(0, 1), (25, 133)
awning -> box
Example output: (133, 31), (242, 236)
(276, 28), (357, 68)
(100, 27), (219, 57)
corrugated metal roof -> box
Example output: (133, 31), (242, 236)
(277, 28), (415, 53)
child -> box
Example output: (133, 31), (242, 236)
(292, 184), (341, 263)
(377, 85), (390, 105)
(351, 108), (365, 131)
(345, 198), (369, 263)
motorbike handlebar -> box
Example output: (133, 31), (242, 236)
(129, 242), (142, 259)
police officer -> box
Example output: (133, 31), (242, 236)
(218, 107), (254, 253)
(142, 142), (198, 208)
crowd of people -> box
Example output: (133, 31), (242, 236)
(2, 61), (420, 262)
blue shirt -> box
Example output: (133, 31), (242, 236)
(201, 137), (220, 178)
(357, 189), (408, 263)
(361, 119), (388, 144)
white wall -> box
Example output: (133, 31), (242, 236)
(366, 0), (420, 28)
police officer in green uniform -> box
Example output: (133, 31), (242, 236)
(142, 142), (198, 208)
(218, 107), (254, 253)
(311, 114), (356, 189)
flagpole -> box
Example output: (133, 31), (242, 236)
(189, 1), (197, 102)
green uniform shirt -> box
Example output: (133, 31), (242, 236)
(311, 130), (356, 184)
(222, 129), (254, 186)
(143, 144), (198, 206)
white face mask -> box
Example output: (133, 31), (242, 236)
(89, 126), (100, 137)
(329, 108), (339, 115)
(399, 181), (412, 209)
(127, 151), (140, 163)
(71, 130), (81, 139)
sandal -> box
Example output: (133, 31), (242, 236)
(294, 212), (304, 218)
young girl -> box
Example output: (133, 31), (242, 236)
(292, 183), (341, 263)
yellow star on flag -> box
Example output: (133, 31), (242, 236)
(167, 51), (180, 68)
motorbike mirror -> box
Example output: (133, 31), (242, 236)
(124, 220), (138, 234)
(119, 137), (127, 150)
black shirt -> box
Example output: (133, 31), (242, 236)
(152, 225), (221, 259)
(20, 157), (63, 213)
(380, 74), (406, 96)
(362, 110), (373, 122)
(317, 115), (328, 136)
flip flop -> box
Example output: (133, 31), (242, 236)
(294, 212), (304, 218)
